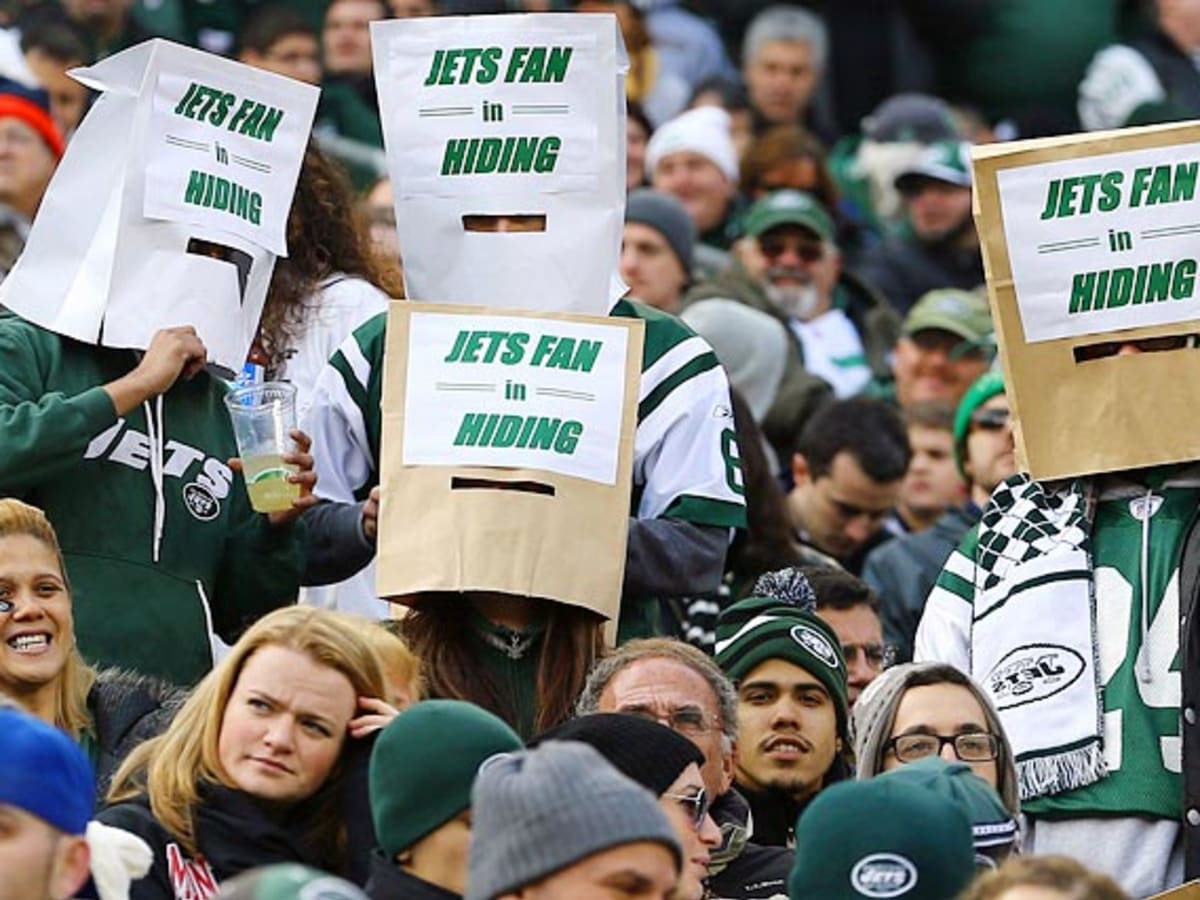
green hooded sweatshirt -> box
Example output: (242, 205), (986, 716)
(0, 313), (304, 685)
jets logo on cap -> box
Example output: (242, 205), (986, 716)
(790, 624), (839, 669)
(850, 853), (918, 897)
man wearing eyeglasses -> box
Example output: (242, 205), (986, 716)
(857, 141), (984, 316)
(891, 288), (995, 413)
(864, 373), (1014, 663)
(685, 189), (900, 464)
(577, 638), (794, 900)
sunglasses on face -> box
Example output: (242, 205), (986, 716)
(970, 407), (1010, 432)
(663, 787), (710, 830)
(757, 235), (825, 263)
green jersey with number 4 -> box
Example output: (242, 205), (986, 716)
(1025, 486), (1199, 819)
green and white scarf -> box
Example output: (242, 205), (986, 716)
(969, 474), (1107, 800)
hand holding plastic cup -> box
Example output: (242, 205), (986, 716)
(223, 382), (300, 513)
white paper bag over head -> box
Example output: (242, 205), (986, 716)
(372, 14), (629, 315)
(0, 39), (319, 374)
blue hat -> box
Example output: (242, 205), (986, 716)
(0, 708), (94, 834)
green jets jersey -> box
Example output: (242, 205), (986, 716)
(920, 480), (1199, 819)
(1025, 486), (1197, 818)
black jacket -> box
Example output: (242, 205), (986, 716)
(98, 787), (331, 899)
(365, 852), (462, 900)
(856, 232), (984, 315)
(736, 783), (802, 849)
(707, 789), (791, 900)
(735, 757), (852, 848)
(88, 669), (186, 801)
(710, 842), (791, 900)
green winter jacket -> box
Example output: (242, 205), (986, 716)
(684, 263), (900, 461)
(0, 314), (304, 685)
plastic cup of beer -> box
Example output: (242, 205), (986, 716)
(223, 381), (300, 514)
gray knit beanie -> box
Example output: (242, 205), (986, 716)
(625, 188), (697, 276)
(851, 662), (1021, 818)
(466, 741), (682, 900)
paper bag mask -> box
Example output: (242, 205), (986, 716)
(0, 39), (318, 374)
(371, 13), (629, 314)
(376, 302), (644, 632)
(973, 120), (1200, 480)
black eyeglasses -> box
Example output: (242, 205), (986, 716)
(663, 787), (709, 830)
(886, 732), (999, 764)
(969, 407), (1010, 432)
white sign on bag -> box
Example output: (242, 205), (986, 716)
(402, 310), (630, 484)
(379, 26), (600, 198)
(145, 69), (313, 256)
(0, 39), (318, 373)
(998, 144), (1200, 343)
(371, 15), (628, 315)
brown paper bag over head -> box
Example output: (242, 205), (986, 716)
(375, 301), (644, 644)
(973, 120), (1200, 480)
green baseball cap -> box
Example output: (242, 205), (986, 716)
(895, 140), (972, 191)
(902, 289), (993, 344)
(741, 189), (835, 243)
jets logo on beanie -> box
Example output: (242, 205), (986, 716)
(714, 569), (850, 746)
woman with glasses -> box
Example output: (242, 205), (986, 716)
(533, 713), (723, 900)
(851, 661), (1020, 819)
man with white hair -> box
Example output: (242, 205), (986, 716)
(742, 6), (830, 139)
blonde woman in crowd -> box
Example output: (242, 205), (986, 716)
(99, 606), (389, 895)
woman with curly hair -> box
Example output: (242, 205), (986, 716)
(255, 141), (403, 419)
